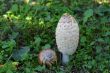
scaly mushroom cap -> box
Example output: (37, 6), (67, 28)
(56, 13), (79, 55)
(38, 49), (57, 66)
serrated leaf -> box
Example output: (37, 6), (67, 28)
(12, 46), (30, 61)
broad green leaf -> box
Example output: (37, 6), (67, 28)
(97, 38), (104, 42)
(100, 17), (108, 24)
(6, 69), (13, 73)
(105, 31), (110, 36)
(25, 68), (31, 73)
(42, 44), (51, 49)
(12, 46), (30, 61)
(96, 46), (102, 53)
(2, 40), (15, 49)
(11, 4), (18, 12)
(34, 36), (42, 48)
(2, 39), (16, 53)
(9, 32), (19, 39)
(33, 36), (42, 52)
(80, 36), (86, 43)
(99, 64), (105, 71)
(89, 41), (95, 46)
(83, 9), (93, 24)
(24, 5), (30, 13)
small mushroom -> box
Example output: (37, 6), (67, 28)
(38, 49), (57, 66)
(55, 13), (79, 64)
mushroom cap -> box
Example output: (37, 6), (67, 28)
(55, 13), (79, 55)
(38, 49), (57, 66)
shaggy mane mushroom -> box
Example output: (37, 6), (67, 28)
(55, 13), (79, 64)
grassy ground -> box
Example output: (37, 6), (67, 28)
(0, 0), (110, 73)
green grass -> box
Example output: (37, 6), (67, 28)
(0, 0), (110, 73)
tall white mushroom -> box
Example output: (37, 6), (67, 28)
(55, 13), (79, 64)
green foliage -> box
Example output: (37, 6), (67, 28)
(12, 46), (30, 61)
(0, 0), (110, 73)
(83, 9), (93, 24)
(11, 4), (18, 12)
(35, 65), (46, 71)
(0, 62), (17, 73)
(2, 39), (16, 53)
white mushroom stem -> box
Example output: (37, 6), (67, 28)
(62, 53), (69, 64)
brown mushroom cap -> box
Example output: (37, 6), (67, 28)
(38, 49), (57, 66)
